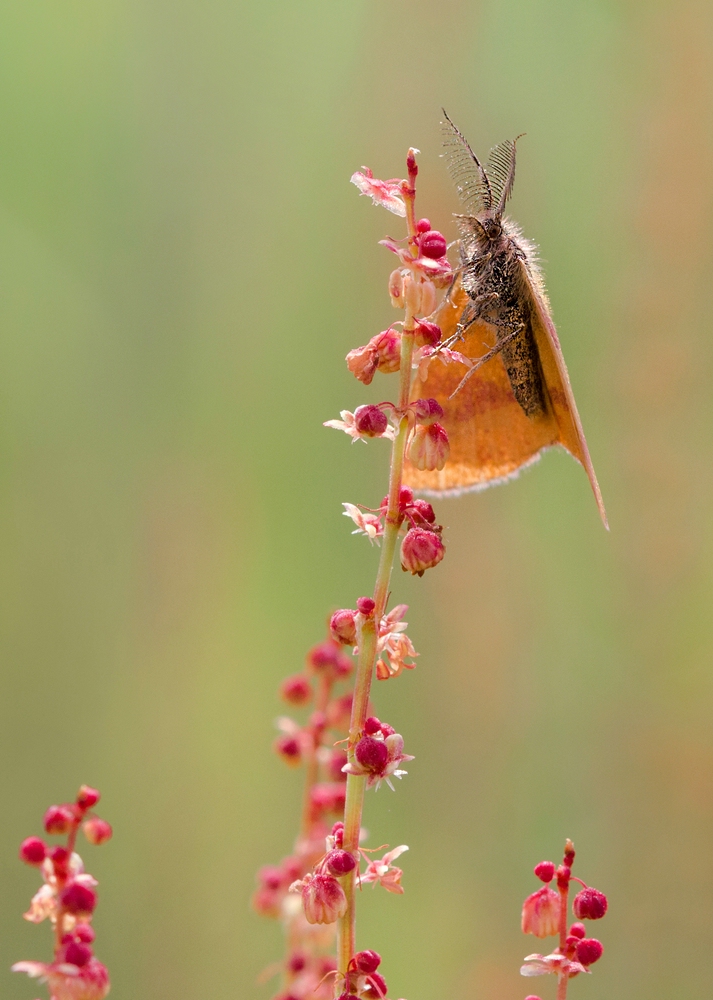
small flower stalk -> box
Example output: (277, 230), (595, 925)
(520, 840), (608, 1000)
(254, 146), (467, 999)
(14, 786), (112, 1000)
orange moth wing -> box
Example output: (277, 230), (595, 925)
(403, 281), (608, 528)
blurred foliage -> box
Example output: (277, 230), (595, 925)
(0, 2), (712, 999)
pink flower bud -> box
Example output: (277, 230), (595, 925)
(354, 950), (381, 974)
(325, 849), (357, 876)
(364, 716), (381, 735)
(569, 921), (586, 939)
(331, 822), (344, 847)
(411, 397), (444, 425)
(76, 786), (100, 810)
(419, 229), (447, 259)
(521, 886), (560, 937)
(75, 923), (95, 943)
(44, 805), (76, 835)
(354, 404), (388, 438)
(362, 971), (388, 998)
(64, 941), (93, 967)
(280, 673), (312, 705)
(399, 486), (414, 507)
(301, 873), (348, 924)
(274, 735), (302, 767)
(572, 887), (608, 920)
(355, 735), (389, 774)
(60, 882), (97, 916)
(49, 845), (70, 875)
(524, 996), (544, 1000)
(356, 596), (375, 615)
(534, 861), (556, 883)
(576, 938), (603, 966)
(411, 498), (436, 523)
(82, 817), (113, 845)
(400, 526), (445, 576)
(416, 218), (431, 233)
(330, 609), (357, 646)
(287, 952), (306, 973)
(414, 319), (441, 346)
(380, 722), (396, 737)
(307, 639), (353, 677)
(389, 269), (404, 307)
(19, 837), (47, 866)
(408, 422), (450, 471)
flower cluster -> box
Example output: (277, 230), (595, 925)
(13, 786), (112, 1000)
(520, 840), (607, 1000)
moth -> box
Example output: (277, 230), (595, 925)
(404, 112), (607, 528)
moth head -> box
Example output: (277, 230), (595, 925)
(478, 214), (502, 242)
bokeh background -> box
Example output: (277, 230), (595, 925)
(1, 2), (712, 998)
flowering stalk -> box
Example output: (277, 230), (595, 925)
(521, 840), (608, 1000)
(254, 146), (457, 1000)
(13, 785), (113, 1000)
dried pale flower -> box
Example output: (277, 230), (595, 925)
(360, 845), (409, 893)
(343, 503), (384, 543)
(12, 958), (110, 1000)
(408, 422), (450, 471)
(521, 887), (560, 938)
(350, 168), (407, 217)
(294, 872), (348, 925)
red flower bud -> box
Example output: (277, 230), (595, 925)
(354, 404), (388, 437)
(534, 860), (556, 883)
(569, 921), (586, 939)
(64, 941), (93, 967)
(307, 639), (353, 677)
(301, 873), (347, 924)
(411, 498), (436, 523)
(414, 318), (442, 346)
(274, 735), (302, 767)
(60, 882), (97, 916)
(416, 218), (431, 233)
(400, 526), (445, 576)
(572, 887), (608, 920)
(76, 785), (100, 810)
(329, 609), (357, 646)
(411, 397), (444, 425)
(49, 846), (70, 875)
(524, 996), (544, 1000)
(576, 938), (603, 966)
(354, 735), (389, 774)
(75, 923), (95, 943)
(325, 849), (357, 876)
(19, 837), (47, 866)
(287, 952), (306, 974)
(356, 596), (375, 615)
(418, 229), (447, 259)
(82, 817), (113, 845)
(280, 673), (312, 705)
(364, 716), (381, 735)
(354, 950), (381, 974)
(44, 805), (76, 835)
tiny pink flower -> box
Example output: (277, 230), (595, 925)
(360, 844), (409, 893)
(408, 423), (450, 471)
(292, 872), (348, 924)
(521, 886), (560, 938)
(353, 405), (388, 438)
(351, 168), (407, 217)
(343, 504), (384, 544)
(520, 952), (588, 979)
(324, 409), (396, 442)
(13, 957), (110, 1000)
(343, 732), (413, 790)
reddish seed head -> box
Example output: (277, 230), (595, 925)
(534, 861), (556, 883)
(19, 836), (47, 866)
(44, 804), (76, 835)
(325, 849), (357, 876)
(400, 526), (445, 575)
(364, 716), (382, 735)
(414, 318), (441, 347)
(354, 404), (388, 437)
(576, 938), (604, 966)
(354, 950), (381, 974)
(569, 921), (586, 939)
(75, 923), (96, 943)
(418, 229), (447, 259)
(60, 882), (97, 916)
(329, 609), (358, 646)
(76, 785), (100, 810)
(280, 673), (312, 705)
(274, 735), (302, 766)
(64, 940), (93, 968)
(416, 218), (431, 233)
(357, 596), (376, 615)
(572, 887), (608, 920)
(354, 735), (389, 774)
(83, 817), (113, 845)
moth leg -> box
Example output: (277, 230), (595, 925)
(449, 323), (525, 399)
(440, 292), (500, 351)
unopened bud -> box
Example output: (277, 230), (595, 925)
(534, 861), (556, 883)
(572, 887), (608, 920)
(408, 423), (450, 471)
(576, 938), (603, 966)
(64, 941), (92, 968)
(414, 319), (441, 346)
(354, 949), (381, 974)
(412, 397), (444, 425)
(415, 218), (431, 233)
(411, 498), (436, 523)
(76, 786), (100, 810)
(330, 609), (357, 646)
(325, 849), (357, 876)
(82, 817), (113, 845)
(400, 526), (445, 576)
(274, 735), (302, 767)
(569, 921), (586, 939)
(419, 229), (447, 259)
(354, 404), (388, 438)
(280, 674), (312, 705)
(356, 596), (375, 615)
(60, 882), (97, 916)
(19, 837), (47, 866)
(44, 805), (76, 835)
(354, 735), (389, 774)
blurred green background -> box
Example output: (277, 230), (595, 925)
(1, 2), (712, 998)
